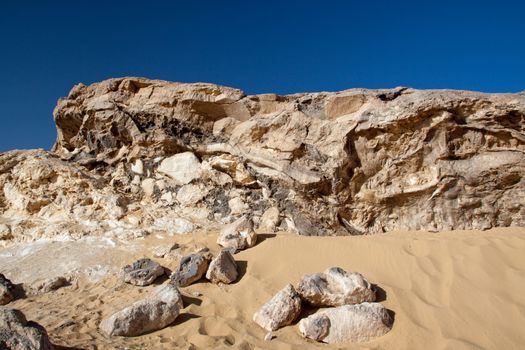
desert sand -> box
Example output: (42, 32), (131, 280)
(2, 227), (525, 349)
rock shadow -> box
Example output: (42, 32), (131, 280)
(256, 233), (276, 245)
(171, 312), (200, 326)
(373, 284), (387, 302)
(181, 294), (202, 307)
(232, 260), (248, 284)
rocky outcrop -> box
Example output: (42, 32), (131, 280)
(296, 267), (376, 307)
(1, 78), (524, 245)
(298, 302), (393, 343)
(0, 306), (54, 349)
(253, 284), (302, 331)
(99, 284), (183, 337)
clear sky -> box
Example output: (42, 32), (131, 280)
(1, 1), (524, 151)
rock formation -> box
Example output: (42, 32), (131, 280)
(1, 77), (524, 245)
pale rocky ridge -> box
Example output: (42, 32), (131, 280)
(1, 77), (524, 246)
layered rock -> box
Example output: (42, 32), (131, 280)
(1, 78), (524, 245)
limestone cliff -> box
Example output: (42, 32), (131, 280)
(1, 77), (524, 243)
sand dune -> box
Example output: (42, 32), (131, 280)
(4, 227), (525, 349)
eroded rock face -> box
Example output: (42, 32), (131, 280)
(0, 306), (54, 349)
(99, 284), (182, 337)
(298, 302), (393, 343)
(122, 258), (165, 286)
(253, 284), (302, 331)
(296, 267), (376, 307)
(0, 78), (524, 246)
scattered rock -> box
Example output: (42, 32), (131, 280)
(258, 207), (280, 232)
(152, 243), (180, 258)
(131, 159), (144, 175)
(0, 274), (15, 305)
(33, 276), (69, 293)
(157, 152), (201, 185)
(100, 284), (183, 337)
(205, 249), (238, 284)
(253, 284), (302, 331)
(298, 302), (393, 343)
(296, 267), (375, 307)
(122, 258), (165, 286)
(217, 216), (257, 252)
(0, 306), (54, 349)
(264, 331), (274, 341)
(170, 252), (211, 287)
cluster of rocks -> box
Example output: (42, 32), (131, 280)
(253, 267), (393, 344)
(100, 220), (253, 337)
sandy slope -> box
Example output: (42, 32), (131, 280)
(3, 227), (525, 350)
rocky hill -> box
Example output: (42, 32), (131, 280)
(1, 78), (524, 244)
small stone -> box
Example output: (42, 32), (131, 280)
(298, 302), (393, 343)
(170, 252), (211, 287)
(205, 249), (238, 284)
(296, 267), (376, 307)
(258, 207), (280, 232)
(157, 152), (201, 185)
(191, 291), (202, 297)
(122, 258), (165, 286)
(0, 306), (54, 349)
(0, 274), (15, 305)
(0, 224), (12, 240)
(100, 284), (183, 337)
(152, 243), (180, 258)
(264, 332), (274, 341)
(253, 284), (302, 331)
(34, 276), (68, 293)
(217, 216), (257, 252)
(131, 159), (144, 175)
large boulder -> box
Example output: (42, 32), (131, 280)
(170, 252), (211, 287)
(157, 152), (201, 185)
(100, 284), (183, 337)
(122, 258), (165, 286)
(253, 284), (302, 331)
(0, 274), (16, 305)
(217, 216), (257, 251)
(296, 267), (375, 307)
(0, 306), (54, 349)
(205, 249), (238, 284)
(298, 302), (393, 343)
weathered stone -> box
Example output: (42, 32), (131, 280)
(33, 276), (68, 293)
(157, 152), (201, 185)
(0, 224), (12, 240)
(296, 267), (375, 307)
(122, 258), (165, 286)
(205, 249), (238, 284)
(152, 243), (179, 258)
(209, 154), (257, 186)
(217, 216), (257, 251)
(99, 284), (183, 337)
(130, 159), (144, 175)
(0, 274), (15, 305)
(170, 252), (211, 287)
(298, 302), (393, 343)
(253, 284), (302, 331)
(176, 184), (209, 206)
(0, 306), (54, 349)
(258, 207), (280, 232)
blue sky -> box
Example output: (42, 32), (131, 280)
(1, 1), (524, 151)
